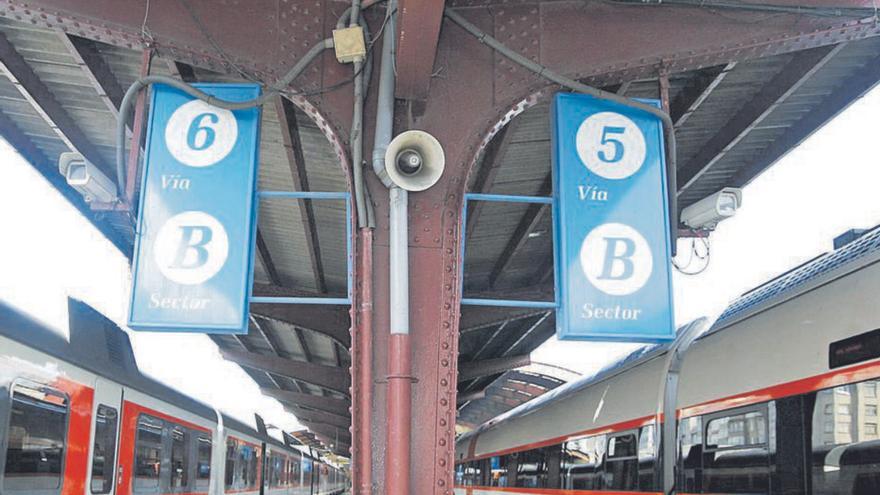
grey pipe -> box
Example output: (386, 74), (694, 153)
(389, 186), (409, 334)
(444, 8), (678, 253)
(116, 38), (334, 196)
(371, 0), (397, 188)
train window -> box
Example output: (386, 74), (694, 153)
(638, 424), (656, 491)
(169, 426), (188, 489)
(562, 434), (605, 489)
(224, 440), (236, 488)
(489, 455), (508, 486)
(90, 404), (118, 494)
(515, 449), (547, 487)
(702, 406), (770, 493)
(812, 380), (880, 494)
(677, 416), (703, 493)
(195, 436), (211, 489)
(270, 454), (283, 487)
(605, 432), (638, 490)
(134, 414), (163, 491)
(2, 383), (68, 492)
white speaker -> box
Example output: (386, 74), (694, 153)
(384, 130), (445, 191)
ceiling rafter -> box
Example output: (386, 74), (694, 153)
(275, 95), (327, 293)
(671, 63), (736, 128)
(0, 30), (113, 175)
(487, 173), (553, 289)
(260, 388), (351, 418)
(730, 52), (880, 189)
(465, 120), (518, 237)
(220, 347), (351, 395)
(57, 34), (125, 118)
(458, 354), (531, 382)
(677, 44), (843, 195)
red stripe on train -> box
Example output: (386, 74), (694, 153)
(53, 377), (94, 495)
(454, 486), (660, 495)
(679, 358), (880, 418)
(461, 359), (880, 462)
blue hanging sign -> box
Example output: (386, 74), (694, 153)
(552, 93), (675, 342)
(128, 84), (261, 334)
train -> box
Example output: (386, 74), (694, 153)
(0, 298), (348, 495)
(455, 226), (880, 494)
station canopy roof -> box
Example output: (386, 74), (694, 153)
(0, 7), (879, 454)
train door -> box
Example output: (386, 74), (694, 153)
(89, 377), (123, 495)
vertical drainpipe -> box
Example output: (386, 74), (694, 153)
(370, 2), (412, 494)
(386, 184), (411, 495)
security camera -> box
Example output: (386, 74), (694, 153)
(58, 152), (117, 203)
(681, 187), (742, 230)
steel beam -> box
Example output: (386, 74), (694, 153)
(730, 52), (880, 188)
(57, 34), (124, 117)
(486, 174), (553, 288)
(459, 306), (548, 333)
(275, 95), (326, 293)
(230, 331), (287, 391)
(166, 60), (196, 82)
(395, 0), (445, 99)
(465, 121), (518, 237)
(458, 354), (531, 382)
(0, 30), (112, 175)
(677, 45), (842, 195)
(456, 389), (486, 406)
(671, 63), (734, 127)
(250, 284), (351, 347)
(300, 420), (352, 445)
(261, 388), (351, 417)
(502, 311), (553, 357)
(220, 348), (351, 395)
(286, 406), (351, 430)
(256, 230), (283, 287)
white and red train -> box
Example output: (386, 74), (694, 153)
(0, 298), (347, 495)
(455, 227), (880, 495)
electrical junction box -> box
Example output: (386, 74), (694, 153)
(333, 26), (367, 63)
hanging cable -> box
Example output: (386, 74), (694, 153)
(673, 235), (711, 275)
(443, 8), (679, 254)
(115, 38), (334, 197)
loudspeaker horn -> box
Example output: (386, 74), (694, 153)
(384, 130), (445, 191)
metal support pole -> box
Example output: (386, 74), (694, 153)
(355, 227), (374, 495)
(385, 185), (411, 495)
(124, 47), (152, 206)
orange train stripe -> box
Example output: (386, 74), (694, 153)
(53, 377), (94, 495)
(679, 358), (880, 418)
(461, 359), (880, 462)
(454, 486), (660, 495)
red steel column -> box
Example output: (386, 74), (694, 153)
(352, 229), (373, 495)
(385, 333), (412, 494)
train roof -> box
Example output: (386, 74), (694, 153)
(458, 225), (880, 446)
(0, 298), (337, 467)
(0, 298), (218, 424)
(711, 224), (880, 332)
(457, 334), (680, 444)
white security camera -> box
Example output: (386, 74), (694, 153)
(58, 152), (117, 203)
(681, 187), (742, 230)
